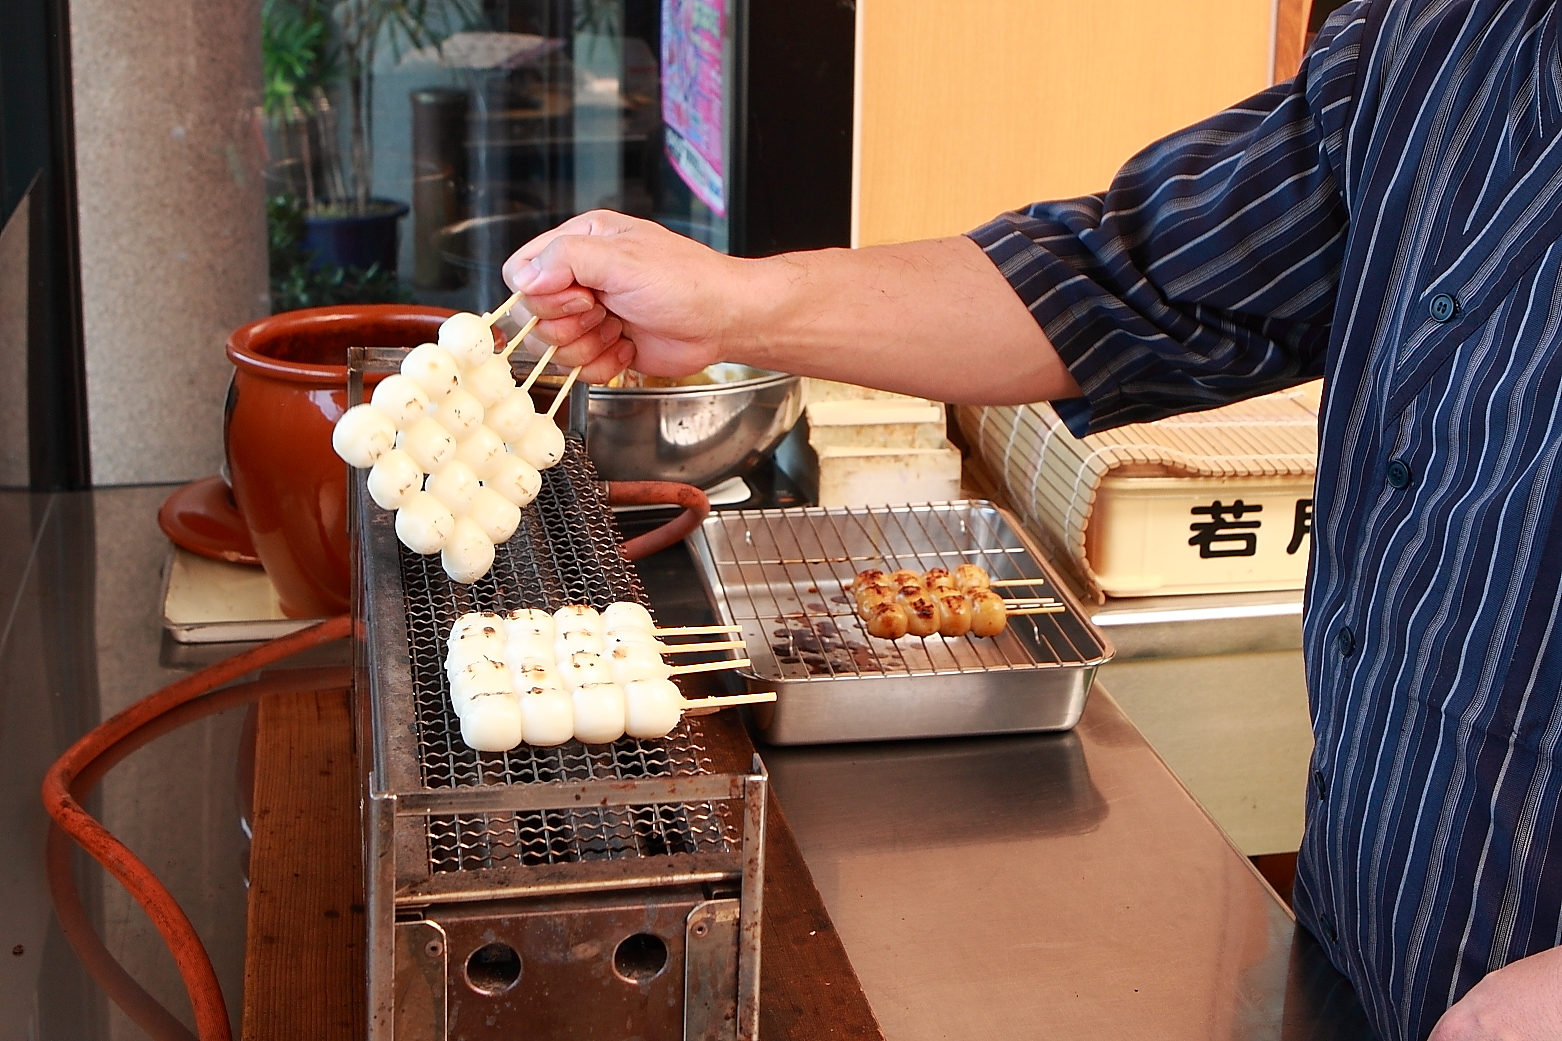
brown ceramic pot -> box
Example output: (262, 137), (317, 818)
(225, 305), (479, 618)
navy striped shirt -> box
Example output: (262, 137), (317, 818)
(970, 3), (1562, 1039)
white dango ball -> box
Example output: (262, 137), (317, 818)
(451, 610), (506, 644)
(602, 602), (656, 632)
(332, 403), (398, 468)
(554, 604), (603, 634)
(449, 657), (513, 712)
(518, 685), (574, 746)
(460, 693), (525, 752)
(425, 460), (481, 516)
(395, 491), (456, 554)
(510, 657), (559, 691)
(366, 449), (424, 510)
(441, 518), (495, 584)
(624, 678), (686, 740)
(571, 682), (627, 744)
(465, 356), (519, 409)
(432, 388), (485, 441)
(446, 617), (507, 675)
(561, 650), (610, 689)
(468, 486), (522, 543)
(512, 418), (566, 470)
(401, 343), (462, 402)
(556, 626), (607, 658)
(485, 388), (537, 443)
(610, 644), (672, 685)
(504, 635), (554, 673)
(505, 608), (555, 642)
(454, 425), (506, 479)
(397, 416), (458, 473)
(606, 626), (666, 652)
(486, 453), (543, 508)
(370, 374), (432, 428)
(438, 312), (497, 370)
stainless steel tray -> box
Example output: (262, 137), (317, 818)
(686, 501), (1114, 744)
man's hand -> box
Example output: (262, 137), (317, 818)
(501, 209), (1080, 403)
(1429, 946), (1562, 1040)
(501, 210), (746, 384)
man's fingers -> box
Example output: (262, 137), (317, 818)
(502, 210), (646, 290)
(521, 287), (599, 320)
(507, 233), (632, 297)
(529, 305), (608, 349)
(529, 315), (627, 383)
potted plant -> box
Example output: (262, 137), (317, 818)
(260, 0), (478, 287)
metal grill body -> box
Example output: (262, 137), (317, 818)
(687, 502), (1114, 744)
(350, 348), (765, 1041)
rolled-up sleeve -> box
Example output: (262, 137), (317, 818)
(970, 3), (1369, 435)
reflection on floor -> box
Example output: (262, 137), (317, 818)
(0, 486), (248, 1041)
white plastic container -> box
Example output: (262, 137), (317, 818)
(1087, 475), (1314, 597)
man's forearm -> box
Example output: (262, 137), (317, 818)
(731, 235), (1082, 404)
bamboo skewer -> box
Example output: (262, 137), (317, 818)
(485, 288), (526, 326)
(1006, 605), (1065, 616)
(501, 315), (540, 360)
(669, 657), (751, 676)
(545, 367), (582, 419)
(682, 692), (777, 710)
(989, 577), (1050, 588)
(653, 624), (743, 636)
(659, 639), (746, 654)
(518, 344), (559, 394)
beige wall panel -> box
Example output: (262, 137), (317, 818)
(72, 0), (268, 486)
(855, 1), (1276, 246)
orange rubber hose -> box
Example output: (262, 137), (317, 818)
(42, 615), (353, 1041)
(607, 481), (711, 560)
(47, 665), (351, 1041)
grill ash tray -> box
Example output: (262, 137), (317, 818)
(686, 501), (1114, 745)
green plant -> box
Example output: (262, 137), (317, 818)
(261, 0), (332, 119)
(331, 0), (481, 214)
(261, 0), (479, 215)
(267, 195), (409, 310)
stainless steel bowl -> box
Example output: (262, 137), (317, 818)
(586, 365), (803, 488)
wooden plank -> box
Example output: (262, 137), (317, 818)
(696, 708), (886, 1040)
(242, 687), (364, 1041)
(243, 685), (882, 1039)
(854, 0), (1278, 247)
(1274, 0), (1315, 81)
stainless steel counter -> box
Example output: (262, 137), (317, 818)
(628, 521), (1370, 1041)
(1, 488), (1364, 1041)
(761, 687), (1371, 1041)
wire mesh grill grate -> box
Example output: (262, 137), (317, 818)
(698, 502), (1109, 684)
(396, 439), (735, 874)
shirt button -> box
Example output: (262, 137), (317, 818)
(1386, 459), (1413, 489)
(1321, 916), (1339, 944)
(1313, 769), (1328, 801)
(1429, 293), (1458, 322)
(1336, 625), (1356, 657)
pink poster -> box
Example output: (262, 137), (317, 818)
(661, 0), (726, 215)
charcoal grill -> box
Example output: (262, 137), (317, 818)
(349, 347), (766, 1041)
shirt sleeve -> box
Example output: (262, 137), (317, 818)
(968, 2), (1371, 436)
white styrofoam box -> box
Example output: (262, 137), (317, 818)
(1087, 475), (1315, 597)
(813, 445), (963, 507)
(804, 399), (948, 448)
